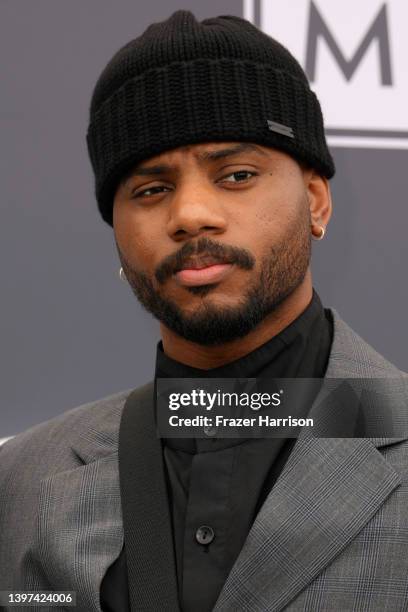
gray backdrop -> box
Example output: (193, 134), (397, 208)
(1, 1), (407, 437)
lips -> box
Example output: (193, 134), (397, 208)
(175, 256), (232, 272)
(174, 263), (234, 286)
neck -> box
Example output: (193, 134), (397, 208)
(159, 273), (313, 370)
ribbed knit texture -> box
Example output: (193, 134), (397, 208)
(86, 10), (335, 227)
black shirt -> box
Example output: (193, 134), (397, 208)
(100, 288), (333, 611)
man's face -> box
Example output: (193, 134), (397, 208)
(113, 142), (313, 346)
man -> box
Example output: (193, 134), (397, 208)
(1, 9), (407, 612)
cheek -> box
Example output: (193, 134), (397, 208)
(250, 190), (307, 253)
(255, 177), (307, 224)
(252, 198), (295, 234)
(114, 208), (155, 266)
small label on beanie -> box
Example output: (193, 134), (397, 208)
(267, 119), (295, 139)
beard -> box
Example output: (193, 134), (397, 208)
(115, 197), (312, 347)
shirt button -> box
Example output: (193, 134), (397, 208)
(203, 424), (218, 437)
(195, 525), (215, 545)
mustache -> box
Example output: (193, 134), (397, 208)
(155, 236), (255, 284)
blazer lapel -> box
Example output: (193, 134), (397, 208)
(35, 399), (126, 611)
(213, 309), (408, 611)
(213, 435), (402, 611)
(119, 382), (180, 612)
(34, 382), (178, 612)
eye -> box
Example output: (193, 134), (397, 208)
(219, 170), (258, 184)
(131, 185), (171, 199)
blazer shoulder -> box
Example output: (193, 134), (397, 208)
(328, 308), (407, 378)
(0, 387), (134, 483)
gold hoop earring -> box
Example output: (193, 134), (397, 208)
(119, 267), (127, 281)
(312, 225), (325, 241)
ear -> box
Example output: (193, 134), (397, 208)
(303, 168), (332, 237)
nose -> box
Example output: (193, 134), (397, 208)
(166, 177), (227, 240)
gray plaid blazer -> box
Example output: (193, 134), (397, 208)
(1, 308), (408, 612)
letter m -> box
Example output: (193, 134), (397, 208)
(305, 2), (392, 85)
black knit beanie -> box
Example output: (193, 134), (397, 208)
(86, 9), (335, 227)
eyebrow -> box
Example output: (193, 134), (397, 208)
(120, 143), (267, 186)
